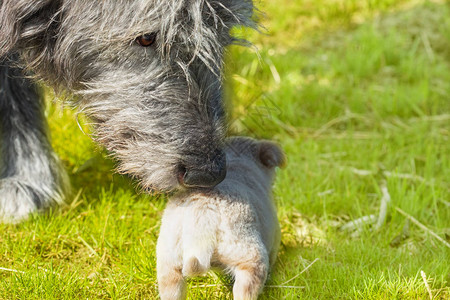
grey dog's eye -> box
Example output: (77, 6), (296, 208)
(135, 33), (157, 47)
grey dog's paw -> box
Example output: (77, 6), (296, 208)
(0, 173), (69, 223)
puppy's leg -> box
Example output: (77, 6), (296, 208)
(157, 208), (186, 300)
(269, 222), (281, 267)
(0, 55), (69, 222)
(227, 244), (269, 300)
(157, 248), (186, 300)
(157, 265), (186, 300)
(233, 260), (268, 300)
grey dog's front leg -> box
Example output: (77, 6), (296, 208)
(0, 55), (69, 223)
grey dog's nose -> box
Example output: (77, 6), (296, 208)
(179, 151), (226, 188)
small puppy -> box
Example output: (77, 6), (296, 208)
(156, 137), (285, 300)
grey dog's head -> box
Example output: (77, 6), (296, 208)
(0, 0), (255, 191)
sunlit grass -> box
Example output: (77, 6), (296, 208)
(1, 0), (449, 299)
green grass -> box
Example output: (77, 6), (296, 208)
(1, 0), (449, 299)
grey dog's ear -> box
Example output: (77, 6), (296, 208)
(0, 0), (62, 57)
(258, 141), (286, 169)
(221, 0), (256, 28)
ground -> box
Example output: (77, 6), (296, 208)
(0, 0), (449, 299)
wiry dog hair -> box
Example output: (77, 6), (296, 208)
(0, 0), (256, 86)
(0, 0), (256, 221)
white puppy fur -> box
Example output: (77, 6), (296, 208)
(157, 136), (285, 300)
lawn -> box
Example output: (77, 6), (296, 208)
(1, 0), (449, 299)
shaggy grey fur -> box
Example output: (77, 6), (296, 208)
(0, 0), (255, 222)
(0, 54), (69, 222)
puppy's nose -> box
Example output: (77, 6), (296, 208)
(178, 151), (226, 188)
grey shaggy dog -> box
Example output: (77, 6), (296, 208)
(0, 0), (256, 222)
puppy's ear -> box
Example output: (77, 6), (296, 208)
(0, 0), (61, 56)
(258, 141), (286, 169)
